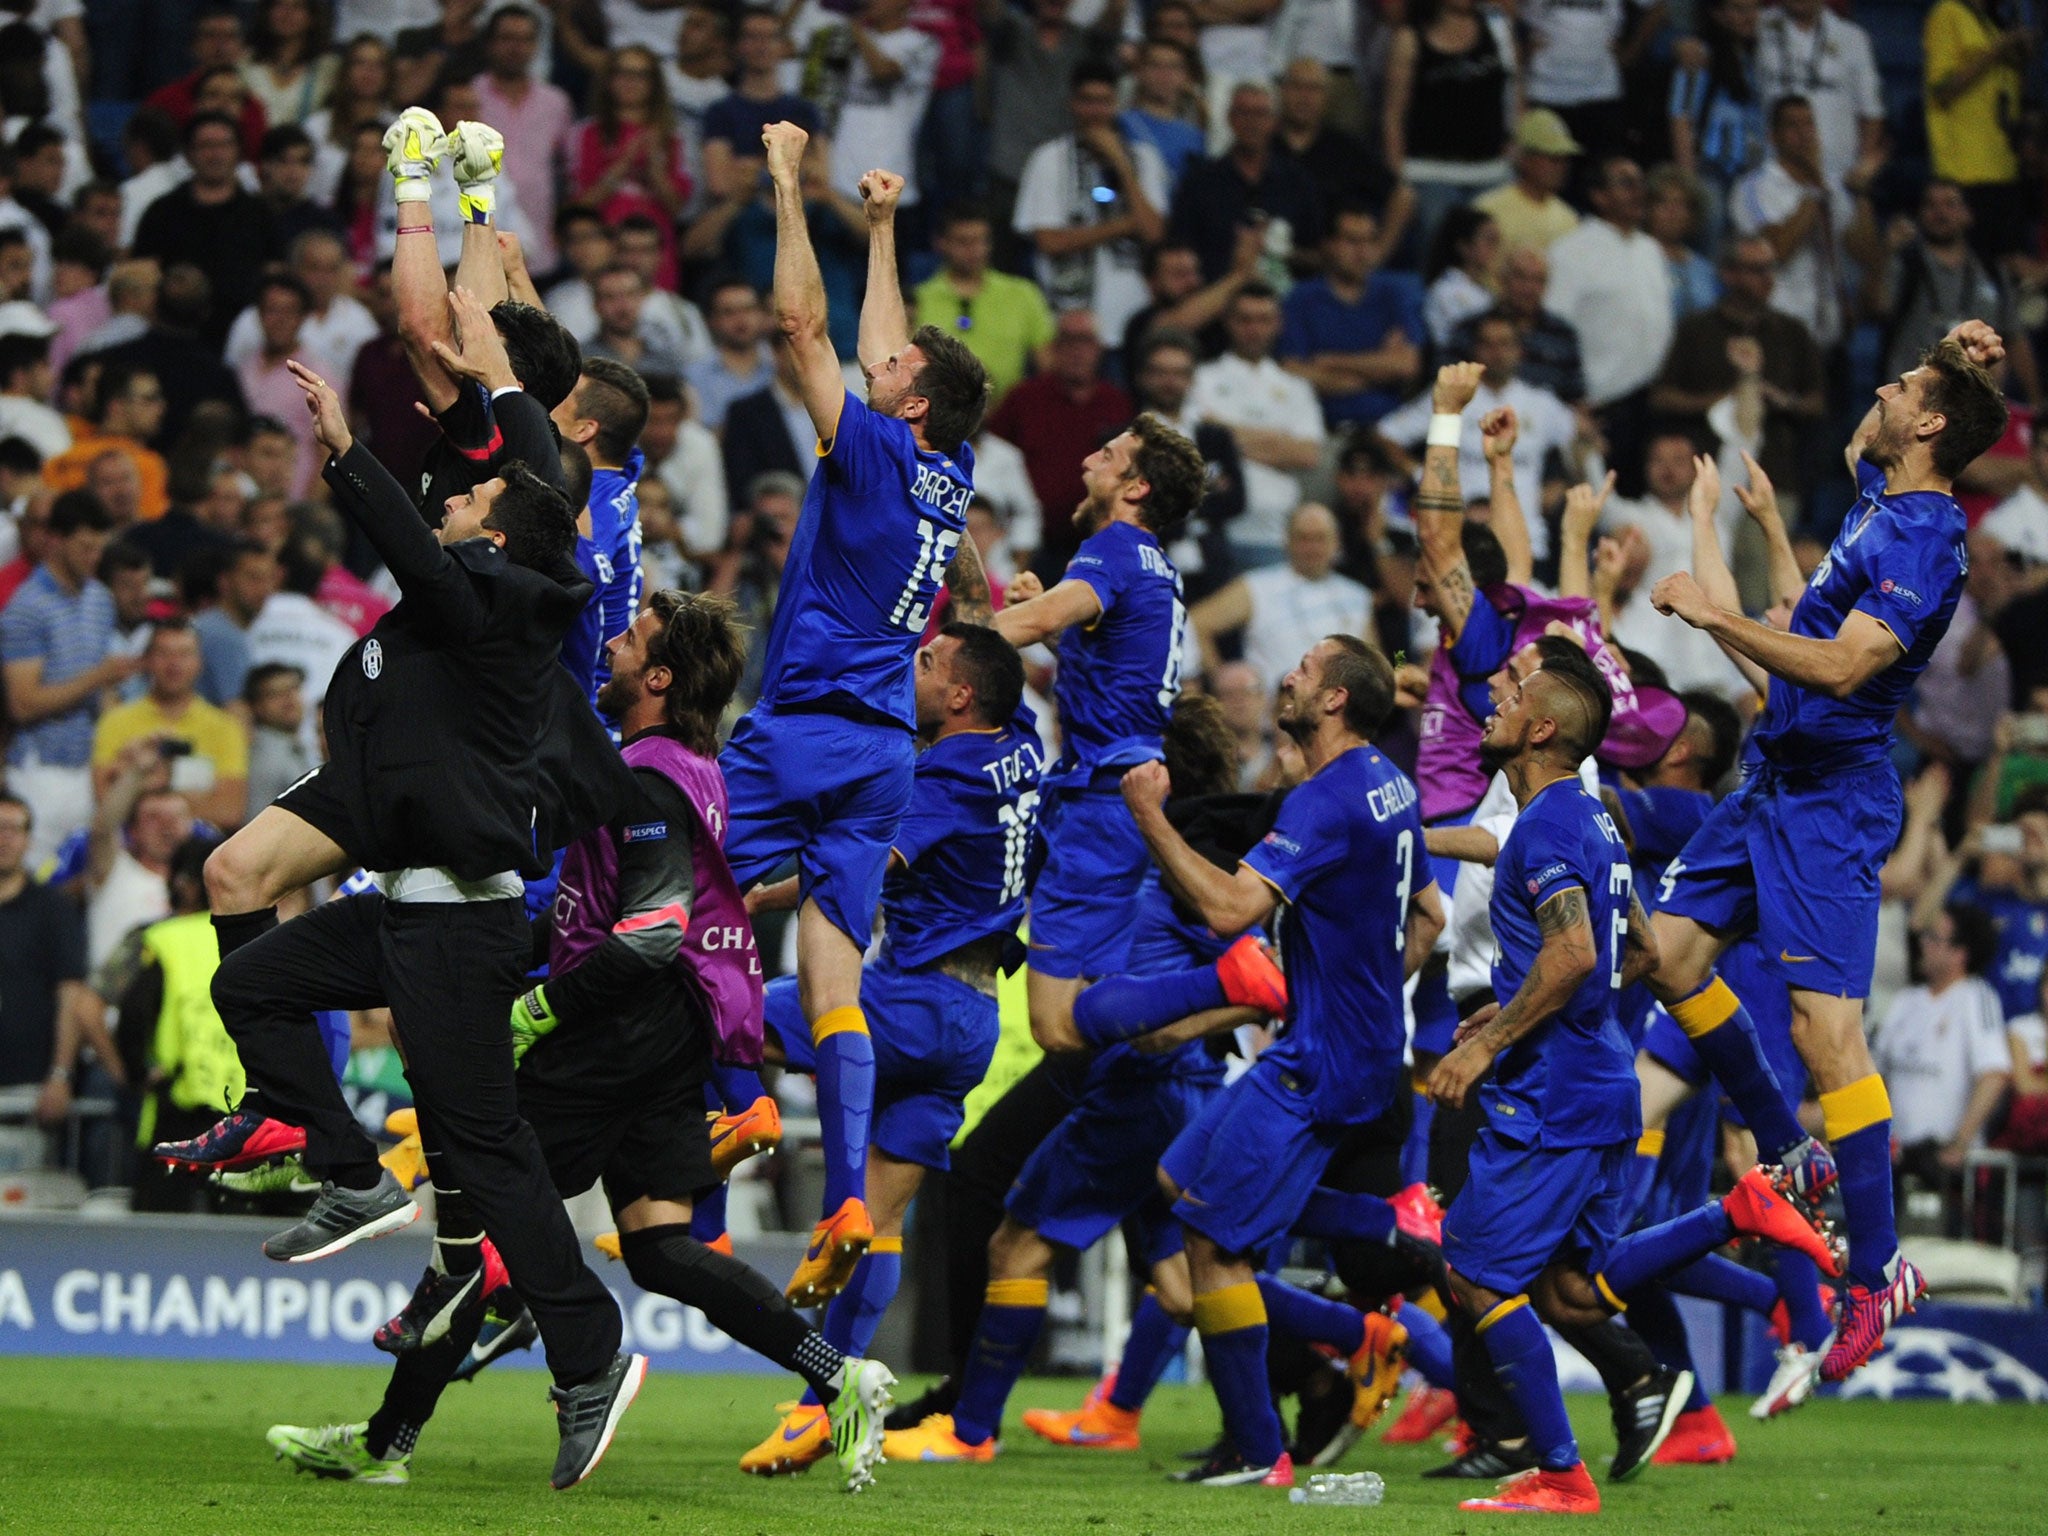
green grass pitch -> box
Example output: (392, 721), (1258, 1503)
(5, 1357), (2039, 1535)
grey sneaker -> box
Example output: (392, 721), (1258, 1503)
(550, 1352), (648, 1490)
(262, 1169), (420, 1263)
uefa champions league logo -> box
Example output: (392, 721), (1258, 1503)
(1836, 1328), (2048, 1404)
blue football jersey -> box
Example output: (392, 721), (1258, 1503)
(1953, 876), (2048, 1021)
(881, 705), (1043, 969)
(1488, 778), (1641, 1148)
(1242, 744), (1426, 1124)
(1089, 870), (1231, 1087)
(1612, 782), (1711, 1045)
(1752, 459), (1966, 773)
(755, 392), (974, 732)
(1051, 520), (1183, 784)
(562, 448), (646, 722)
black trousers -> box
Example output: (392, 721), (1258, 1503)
(932, 1053), (1090, 1370)
(212, 892), (621, 1386)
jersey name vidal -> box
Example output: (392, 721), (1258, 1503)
(755, 392), (975, 733)
(1753, 458), (1965, 773)
(562, 448), (646, 723)
(1051, 520), (1183, 785)
(882, 704), (1044, 968)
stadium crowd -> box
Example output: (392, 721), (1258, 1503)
(0, 0), (2042, 1359)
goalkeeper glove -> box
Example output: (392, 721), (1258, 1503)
(510, 984), (558, 1064)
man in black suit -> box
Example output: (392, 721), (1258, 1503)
(719, 330), (809, 512)
(155, 328), (646, 1489)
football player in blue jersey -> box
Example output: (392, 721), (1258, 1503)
(1643, 320), (2011, 1382)
(717, 123), (995, 1306)
(553, 357), (651, 724)
(990, 414), (1240, 1058)
(736, 622), (1042, 1475)
(1039, 637), (1443, 1488)
(1428, 648), (1840, 1516)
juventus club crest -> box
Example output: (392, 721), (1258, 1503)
(362, 638), (383, 679)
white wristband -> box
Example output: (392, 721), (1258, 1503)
(1426, 413), (1464, 449)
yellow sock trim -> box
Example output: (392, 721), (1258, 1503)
(1668, 977), (1739, 1039)
(985, 1277), (1049, 1308)
(1821, 1074), (1892, 1142)
(811, 1005), (869, 1045)
(1475, 1295), (1530, 1334)
(870, 1235), (903, 1256)
(1594, 1273), (1628, 1314)
(1191, 1281), (1267, 1335)
(1636, 1129), (1666, 1157)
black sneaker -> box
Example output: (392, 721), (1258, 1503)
(550, 1352), (649, 1490)
(1169, 1445), (1291, 1486)
(1421, 1439), (1538, 1479)
(1292, 1368), (1357, 1466)
(453, 1297), (540, 1383)
(376, 1263), (487, 1354)
(883, 1374), (958, 1432)
(1609, 1366), (1692, 1482)
(261, 1169), (419, 1263)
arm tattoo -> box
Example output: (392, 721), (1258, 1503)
(944, 532), (994, 627)
(1536, 886), (1589, 938)
(1625, 889), (1652, 948)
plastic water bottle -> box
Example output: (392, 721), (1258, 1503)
(1288, 1471), (1386, 1506)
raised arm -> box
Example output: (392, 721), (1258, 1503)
(1554, 473), (1611, 601)
(1481, 405), (1535, 586)
(1731, 451), (1805, 608)
(855, 167), (911, 372)
(1414, 363), (1482, 644)
(943, 529), (994, 626)
(991, 570), (1103, 648)
(1427, 882), (1599, 1109)
(295, 360), (483, 625)
(1122, 762), (1280, 937)
(1651, 570), (1901, 700)
(765, 121), (851, 444)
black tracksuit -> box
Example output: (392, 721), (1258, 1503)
(213, 439), (635, 1389)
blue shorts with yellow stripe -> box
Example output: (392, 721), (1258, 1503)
(1159, 1058), (1346, 1257)
(765, 957), (998, 1171)
(1656, 761), (1901, 1000)
(1442, 1129), (1634, 1296)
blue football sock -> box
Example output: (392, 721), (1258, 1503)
(1664, 1253), (1778, 1315)
(1624, 1286), (1709, 1412)
(1108, 1291), (1188, 1412)
(1626, 1129), (1666, 1225)
(1402, 1090), (1435, 1188)
(1666, 977), (1805, 1162)
(1476, 1298), (1579, 1471)
(811, 1008), (873, 1213)
(1774, 1251), (1831, 1350)
(1071, 967), (1226, 1047)
(801, 1238), (903, 1407)
(1256, 1273), (1366, 1356)
(690, 1180), (729, 1244)
(1597, 1203), (1734, 1300)
(1193, 1282), (1286, 1468)
(1822, 1075), (1898, 1287)
(1291, 1186), (1397, 1245)
(709, 1062), (767, 1110)
(1396, 1300), (1454, 1389)
(952, 1278), (1049, 1445)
